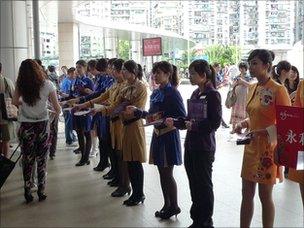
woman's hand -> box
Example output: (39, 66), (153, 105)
(165, 118), (174, 127)
(125, 105), (137, 115)
(247, 129), (268, 139)
(185, 120), (193, 131)
(67, 98), (79, 106)
(84, 88), (93, 94)
(71, 103), (86, 113)
(90, 108), (99, 116)
(90, 106), (105, 116)
(232, 122), (243, 134)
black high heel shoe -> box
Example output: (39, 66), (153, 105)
(155, 208), (166, 217)
(75, 160), (90, 166)
(93, 163), (110, 172)
(111, 187), (131, 197)
(73, 148), (81, 154)
(159, 207), (181, 219)
(37, 191), (47, 201)
(124, 195), (145, 206)
(24, 189), (33, 204)
(103, 170), (115, 180)
(107, 179), (119, 187)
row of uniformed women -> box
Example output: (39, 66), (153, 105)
(75, 59), (148, 204)
(74, 58), (222, 227)
(74, 59), (132, 197)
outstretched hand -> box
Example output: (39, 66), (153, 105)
(231, 123), (243, 134)
(165, 118), (174, 127)
(247, 129), (268, 140)
(71, 104), (85, 113)
(125, 105), (137, 115)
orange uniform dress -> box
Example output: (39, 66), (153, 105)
(288, 80), (304, 184)
(241, 79), (291, 184)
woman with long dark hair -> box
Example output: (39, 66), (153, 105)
(12, 59), (61, 203)
(285, 66), (300, 102)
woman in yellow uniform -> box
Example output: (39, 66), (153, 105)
(233, 49), (291, 227)
(288, 79), (304, 207)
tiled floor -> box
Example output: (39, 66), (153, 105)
(1, 125), (303, 227)
(1, 86), (303, 227)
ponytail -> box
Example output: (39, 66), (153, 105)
(271, 60), (291, 84)
(137, 64), (143, 80)
(271, 65), (279, 82)
(209, 65), (216, 88)
(171, 64), (179, 88)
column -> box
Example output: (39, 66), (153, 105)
(58, 22), (79, 68)
(131, 32), (141, 63)
(103, 29), (118, 58)
(0, 0), (29, 82)
(257, 1), (266, 47)
(58, 1), (80, 68)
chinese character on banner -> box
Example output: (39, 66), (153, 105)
(276, 105), (304, 170)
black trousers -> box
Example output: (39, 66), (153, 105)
(98, 138), (111, 167)
(96, 120), (112, 169)
(184, 150), (215, 227)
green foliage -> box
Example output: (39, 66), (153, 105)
(118, 40), (130, 60)
(204, 45), (241, 66)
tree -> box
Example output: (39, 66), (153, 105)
(204, 45), (241, 66)
(118, 40), (130, 60)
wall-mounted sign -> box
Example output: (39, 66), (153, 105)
(142, 37), (162, 56)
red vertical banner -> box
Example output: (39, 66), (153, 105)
(276, 105), (304, 170)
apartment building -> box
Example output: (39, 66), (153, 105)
(75, 0), (300, 56)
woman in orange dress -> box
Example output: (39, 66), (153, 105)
(288, 79), (304, 207)
(233, 49), (291, 227)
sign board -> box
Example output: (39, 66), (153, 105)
(276, 105), (304, 170)
(142, 37), (162, 56)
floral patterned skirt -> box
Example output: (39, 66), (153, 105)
(230, 85), (248, 125)
(241, 135), (282, 184)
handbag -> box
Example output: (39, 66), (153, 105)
(225, 86), (237, 109)
(0, 78), (18, 121)
(0, 144), (21, 189)
(0, 94), (18, 121)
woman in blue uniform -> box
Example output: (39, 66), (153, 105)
(77, 59), (114, 171)
(72, 60), (94, 166)
(126, 61), (186, 218)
